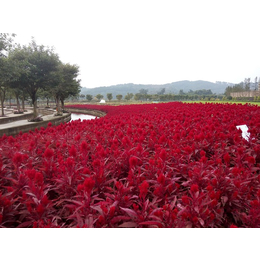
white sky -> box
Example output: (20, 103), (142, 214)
(2, 0), (260, 88)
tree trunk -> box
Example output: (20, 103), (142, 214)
(0, 89), (5, 117)
(22, 96), (25, 111)
(16, 95), (21, 112)
(32, 94), (38, 118)
(61, 99), (65, 111)
(33, 100), (38, 118)
(56, 96), (62, 115)
(0, 98), (4, 117)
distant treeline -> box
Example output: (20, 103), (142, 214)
(80, 88), (224, 102)
(225, 77), (260, 97)
(81, 80), (231, 97)
(134, 88), (220, 101)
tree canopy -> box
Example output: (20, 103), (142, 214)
(8, 40), (61, 118)
(224, 83), (245, 97)
(107, 93), (113, 101)
(0, 33), (17, 116)
(0, 36), (81, 119)
(49, 62), (81, 115)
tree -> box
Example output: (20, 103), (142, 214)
(0, 33), (16, 116)
(136, 89), (149, 101)
(10, 40), (60, 119)
(38, 89), (53, 108)
(0, 33), (16, 58)
(244, 78), (251, 91)
(134, 93), (142, 101)
(157, 88), (166, 95)
(255, 77), (258, 90)
(107, 93), (113, 101)
(116, 94), (123, 101)
(0, 57), (11, 116)
(7, 49), (31, 113)
(59, 64), (81, 111)
(125, 93), (133, 101)
(86, 94), (93, 102)
(194, 89), (213, 96)
(224, 83), (244, 97)
(139, 89), (148, 95)
(96, 94), (103, 101)
(0, 56), (22, 116)
(49, 62), (81, 115)
(8, 79), (23, 112)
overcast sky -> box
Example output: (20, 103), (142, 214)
(3, 0), (260, 88)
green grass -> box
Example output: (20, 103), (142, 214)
(182, 100), (260, 106)
(66, 100), (260, 106)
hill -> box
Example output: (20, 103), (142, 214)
(81, 80), (234, 97)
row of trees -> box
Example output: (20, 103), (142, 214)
(80, 93), (134, 102)
(82, 91), (222, 102)
(0, 34), (81, 119)
(225, 77), (260, 97)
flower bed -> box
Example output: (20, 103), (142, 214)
(1, 102), (260, 228)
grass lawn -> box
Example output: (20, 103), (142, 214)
(182, 100), (260, 106)
(66, 100), (260, 107)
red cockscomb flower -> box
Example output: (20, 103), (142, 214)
(44, 148), (54, 159)
(190, 184), (199, 193)
(139, 180), (149, 199)
(84, 178), (95, 194)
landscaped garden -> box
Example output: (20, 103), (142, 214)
(1, 102), (260, 228)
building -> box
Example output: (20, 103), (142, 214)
(231, 83), (260, 98)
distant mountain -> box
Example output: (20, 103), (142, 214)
(81, 80), (234, 97)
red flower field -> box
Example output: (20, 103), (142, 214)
(1, 102), (260, 228)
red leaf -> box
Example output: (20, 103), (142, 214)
(143, 199), (150, 211)
(198, 218), (205, 227)
(118, 222), (137, 228)
(17, 221), (34, 228)
(111, 216), (131, 225)
(90, 205), (104, 215)
(139, 221), (164, 228)
(61, 199), (84, 207)
(120, 207), (138, 219)
(170, 196), (177, 210)
(221, 196), (228, 206)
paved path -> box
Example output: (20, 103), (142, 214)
(0, 110), (33, 120)
(0, 113), (57, 130)
(0, 108), (71, 136)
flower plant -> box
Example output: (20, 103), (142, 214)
(1, 102), (260, 228)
